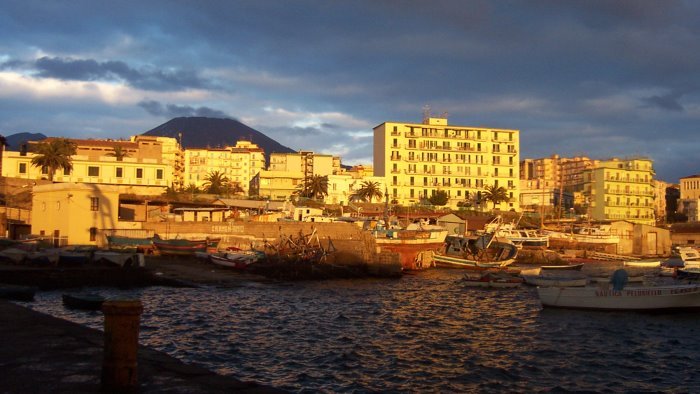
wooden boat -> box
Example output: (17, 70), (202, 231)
(522, 273), (588, 287)
(209, 250), (266, 270)
(0, 284), (36, 301)
(26, 248), (61, 265)
(623, 260), (661, 268)
(58, 246), (97, 266)
(461, 272), (523, 288)
(433, 234), (518, 270)
(541, 263), (584, 271)
(62, 293), (106, 311)
(373, 227), (448, 270)
(537, 284), (700, 311)
(545, 225), (620, 245)
(483, 215), (549, 247)
(106, 235), (153, 252)
(153, 237), (220, 256)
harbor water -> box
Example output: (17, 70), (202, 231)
(21, 268), (700, 393)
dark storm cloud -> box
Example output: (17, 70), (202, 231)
(35, 57), (208, 91)
(138, 100), (229, 119)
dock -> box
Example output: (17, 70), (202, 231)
(0, 300), (281, 393)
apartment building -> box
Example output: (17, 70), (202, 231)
(2, 136), (179, 188)
(521, 155), (598, 192)
(184, 140), (265, 193)
(678, 174), (700, 222)
(582, 158), (656, 225)
(268, 151), (341, 177)
(373, 116), (520, 209)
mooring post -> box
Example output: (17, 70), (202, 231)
(101, 299), (143, 392)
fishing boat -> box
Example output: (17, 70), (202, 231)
(623, 260), (661, 268)
(433, 233), (518, 270)
(209, 250), (266, 270)
(105, 235), (153, 252)
(153, 237), (221, 256)
(62, 293), (106, 311)
(92, 251), (145, 268)
(373, 227), (448, 270)
(58, 245), (97, 266)
(545, 225), (620, 245)
(538, 284), (700, 311)
(482, 215), (549, 247)
(461, 271), (523, 288)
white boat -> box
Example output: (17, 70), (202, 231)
(522, 273), (588, 287)
(461, 272), (523, 288)
(545, 225), (620, 244)
(537, 284), (700, 310)
(541, 263), (584, 271)
(588, 274), (645, 284)
(482, 216), (549, 247)
(209, 250), (265, 270)
(678, 247), (700, 267)
(623, 260), (661, 268)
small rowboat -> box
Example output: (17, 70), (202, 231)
(462, 272), (524, 288)
(209, 250), (266, 270)
(541, 263), (584, 271)
(623, 260), (661, 268)
(62, 293), (106, 311)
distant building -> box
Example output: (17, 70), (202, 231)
(2, 136), (180, 190)
(520, 155), (598, 193)
(373, 116), (520, 209)
(183, 140), (265, 194)
(652, 180), (670, 225)
(678, 174), (700, 222)
(582, 158), (656, 225)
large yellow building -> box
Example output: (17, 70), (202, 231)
(183, 140), (265, 193)
(2, 136), (179, 189)
(373, 117), (520, 209)
(268, 151), (340, 176)
(582, 158), (655, 225)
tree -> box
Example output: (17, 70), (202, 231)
(297, 175), (329, 201)
(106, 145), (130, 161)
(482, 185), (510, 209)
(428, 190), (449, 206)
(202, 170), (230, 194)
(30, 138), (77, 181)
(352, 181), (384, 203)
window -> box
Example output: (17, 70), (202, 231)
(136, 168), (143, 178)
(90, 197), (99, 211)
(41, 166), (48, 175)
(19, 163), (26, 174)
(89, 227), (97, 242)
(64, 167), (70, 175)
(116, 167), (123, 178)
(156, 169), (163, 179)
(88, 166), (99, 177)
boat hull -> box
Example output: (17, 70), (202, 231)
(537, 285), (700, 310)
(433, 253), (515, 269)
(522, 275), (587, 287)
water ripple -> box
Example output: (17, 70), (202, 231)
(22, 269), (700, 393)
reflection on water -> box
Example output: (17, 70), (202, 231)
(24, 268), (700, 392)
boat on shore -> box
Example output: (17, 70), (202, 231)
(153, 237), (221, 256)
(373, 227), (448, 270)
(482, 215), (549, 248)
(433, 233), (518, 270)
(106, 235), (154, 252)
(541, 263), (584, 271)
(92, 251), (145, 268)
(545, 225), (620, 245)
(208, 250), (266, 270)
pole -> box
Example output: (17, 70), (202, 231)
(102, 299), (143, 392)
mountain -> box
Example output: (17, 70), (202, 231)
(2, 132), (47, 150)
(142, 117), (296, 160)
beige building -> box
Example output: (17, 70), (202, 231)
(521, 155), (598, 192)
(374, 116), (520, 209)
(268, 151), (340, 177)
(327, 174), (387, 205)
(678, 174), (700, 222)
(2, 136), (180, 189)
(184, 140), (265, 193)
(582, 158), (656, 225)
(652, 179), (670, 224)
(250, 170), (304, 201)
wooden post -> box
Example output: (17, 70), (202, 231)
(102, 300), (143, 392)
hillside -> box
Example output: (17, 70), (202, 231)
(142, 117), (296, 160)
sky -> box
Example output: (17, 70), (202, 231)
(1, 0), (699, 182)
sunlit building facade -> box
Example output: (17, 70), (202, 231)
(582, 158), (656, 225)
(184, 141), (265, 193)
(373, 117), (520, 209)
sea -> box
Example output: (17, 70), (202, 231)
(19, 265), (700, 393)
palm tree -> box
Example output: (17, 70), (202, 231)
(106, 145), (130, 161)
(482, 185), (510, 209)
(202, 170), (229, 194)
(303, 175), (329, 200)
(352, 181), (384, 203)
(30, 138), (77, 181)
